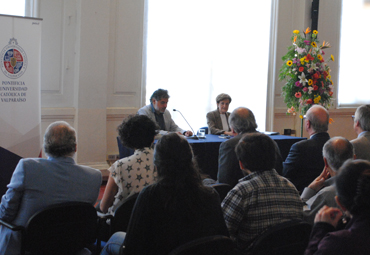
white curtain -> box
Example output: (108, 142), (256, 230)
(146, 0), (272, 132)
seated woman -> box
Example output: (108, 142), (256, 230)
(99, 115), (157, 214)
(206, 93), (233, 135)
(101, 133), (229, 255)
(304, 159), (370, 255)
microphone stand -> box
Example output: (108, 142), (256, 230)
(173, 109), (199, 140)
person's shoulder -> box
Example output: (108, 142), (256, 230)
(137, 104), (151, 114)
(206, 109), (218, 117)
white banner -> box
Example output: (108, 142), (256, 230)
(0, 15), (42, 157)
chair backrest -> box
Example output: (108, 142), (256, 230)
(211, 183), (232, 202)
(24, 202), (98, 255)
(247, 219), (312, 255)
(199, 126), (209, 134)
(111, 193), (139, 233)
(117, 137), (135, 159)
(169, 235), (235, 255)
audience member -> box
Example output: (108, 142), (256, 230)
(301, 137), (354, 224)
(222, 133), (303, 253)
(304, 159), (370, 255)
(218, 107), (283, 187)
(283, 105), (330, 193)
(99, 115), (157, 214)
(351, 104), (370, 161)
(101, 133), (229, 255)
(206, 93), (233, 135)
(137, 88), (193, 136)
(0, 121), (102, 255)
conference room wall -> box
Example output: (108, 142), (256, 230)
(37, 0), (356, 175)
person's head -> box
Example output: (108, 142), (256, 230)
(44, 121), (76, 158)
(150, 89), (170, 113)
(216, 93), (232, 114)
(154, 133), (200, 184)
(322, 137), (354, 175)
(305, 105), (329, 135)
(229, 107), (258, 134)
(336, 159), (370, 216)
(353, 104), (370, 133)
(236, 132), (276, 173)
(118, 115), (157, 149)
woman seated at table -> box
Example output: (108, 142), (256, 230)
(304, 159), (370, 255)
(99, 114), (157, 215)
(100, 133), (229, 255)
(206, 93), (233, 135)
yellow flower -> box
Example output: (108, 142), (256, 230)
(287, 60), (293, 66)
(317, 55), (323, 61)
(331, 55), (334, 61)
(293, 30), (300, 34)
(304, 27), (311, 34)
(299, 115), (304, 119)
(311, 42), (317, 48)
(314, 95), (321, 104)
(330, 80), (334, 85)
(313, 30), (318, 35)
(327, 74), (331, 79)
(308, 79), (313, 86)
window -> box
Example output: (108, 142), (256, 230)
(145, 0), (272, 132)
(338, 0), (370, 106)
(0, 0), (25, 16)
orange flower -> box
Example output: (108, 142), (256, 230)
(313, 85), (319, 91)
(307, 99), (313, 104)
(329, 118), (334, 124)
(299, 67), (304, 72)
(295, 92), (302, 98)
(304, 27), (311, 34)
(294, 36), (297, 43)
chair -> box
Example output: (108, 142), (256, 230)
(247, 219), (312, 255)
(0, 202), (98, 255)
(211, 183), (232, 201)
(98, 193), (139, 241)
(117, 137), (134, 159)
(168, 235), (235, 255)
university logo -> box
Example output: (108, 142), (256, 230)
(1, 38), (28, 79)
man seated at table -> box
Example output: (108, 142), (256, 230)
(0, 121), (102, 255)
(222, 133), (303, 253)
(283, 105), (330, 193)
(301, 137), (354, 224)
(217, 107), (283, 187)
(137, 88), (193, 136)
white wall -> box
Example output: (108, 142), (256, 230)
(39, 0), (357, 175)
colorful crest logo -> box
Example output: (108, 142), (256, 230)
(1, 38), (28, 79)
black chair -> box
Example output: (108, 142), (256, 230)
(98, 193), (139, 242)
(169, 235), (235, 255)
(211, 183), (232, 201)
(247, 219), (312, 255)
(0, 202), (98, 255)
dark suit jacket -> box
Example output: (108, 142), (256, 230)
(217, 132), (283, 187)
(283, 132), (330, 193)
(206, 109), (230, 135)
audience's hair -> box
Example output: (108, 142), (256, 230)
(355, 104), (370, 131)
(149, 89), (170, 102)
(153, 133), (212, 209)
(336, 159), (370, 215)
(322, 137), (354, 172)
(44, 121), (76, 157)
(216, 93), (232, 104)
(117, 115), (157, 149)
(236, 132), (276, 172)
(306, 105), (329, 132)
(229, 107), (258, 134)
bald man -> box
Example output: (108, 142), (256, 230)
(283, 105), (331, 193)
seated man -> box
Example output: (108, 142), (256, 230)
(301, 137), (354, 224)
(218, 107), (283, 187)
(137, 88), (192, 136)
(222, 133), (303, 253)
(283, 105), (331, 193)
(351, 104), (370, 161)
(0, 121), (102, 255)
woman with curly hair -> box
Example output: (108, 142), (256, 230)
(99, 115), (157, 215)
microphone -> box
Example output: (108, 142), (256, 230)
(173, 109), (199, 140)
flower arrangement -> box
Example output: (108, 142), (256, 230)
(279, 27), (334, 117)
